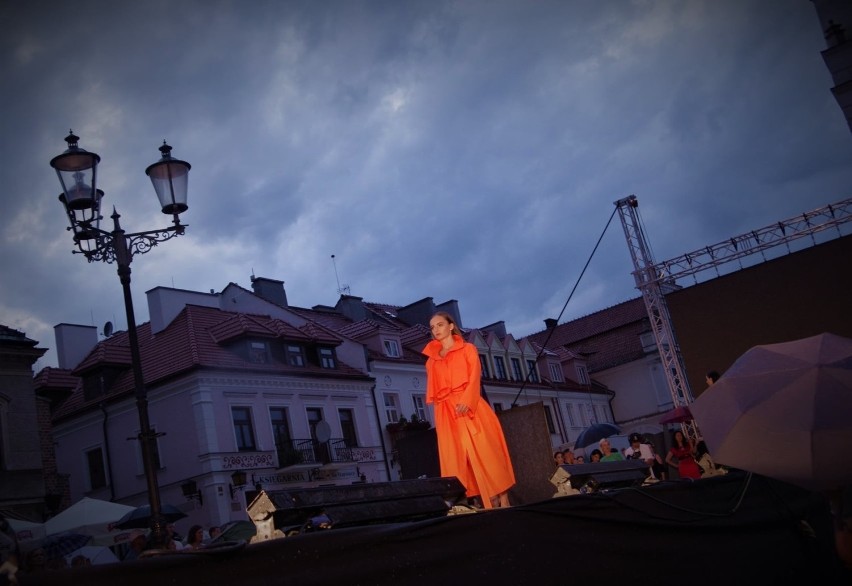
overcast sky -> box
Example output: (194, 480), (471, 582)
(2, 0), (851, 371)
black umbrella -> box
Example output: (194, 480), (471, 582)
(209, 520), (256, 544)
(573, 422), (621, 449)
(115, 504), (187, 529)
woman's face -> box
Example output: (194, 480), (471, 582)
(429, 316), (454, 341)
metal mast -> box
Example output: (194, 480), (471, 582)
(615, 195), (852, 445)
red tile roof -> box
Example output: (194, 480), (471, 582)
(522, 297), (649, 372)
(43, 304), (372, 422)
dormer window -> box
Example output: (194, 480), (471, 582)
(319, 347), (336, 368)
(249, 341), (269, 364)
(576, 364), (590, 385)
(286, 344), (305, 366)
(382, 338), (401, 358)
(494, 356), (508, 380)
(549, 362), (563, 382)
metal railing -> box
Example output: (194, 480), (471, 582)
(275, 438), (383, 468)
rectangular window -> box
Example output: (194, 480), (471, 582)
(249, 341), (268, 364)
(412, 394), (428, 423)
(383, 393), (400, 423)
(549, 363), (563, 382)
(86, 447), (107, 490)
(231, 406), (257, 451)
(578, 403), (589, 427)
(479, 355), (491, 378)
(586, 404), (596, 424)
(270, 407), (292, 447)
(543, 405), (556, 434)
(526, 360), (539, 383)
(338, 408), (357, 447)
(565, 403), (577, 427)
(286, 345), (304, 366)
(576, 364), (590, 385)
(494, 356), (507, 380)
(382, 339), (401, 358)
(306, 407), (330, 464)
(319, 347), (336, 368)
(510, 358), (523, 381)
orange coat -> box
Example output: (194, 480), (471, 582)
(423, 336), (516, 508)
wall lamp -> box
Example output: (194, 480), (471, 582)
(229, 470), (247, 499)
(181, 479), (203, 506)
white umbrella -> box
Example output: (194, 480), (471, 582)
(7, 519), (45, 546)
(44, 497), (136, 546)
(691, 332), (852, 491)
(65, 544), (120, 565)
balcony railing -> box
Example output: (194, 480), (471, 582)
(275, 438), (383, 468)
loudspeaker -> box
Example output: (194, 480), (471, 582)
(559, 460), (649, 493)
(248, 476), (467, 536)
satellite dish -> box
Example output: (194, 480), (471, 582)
(103, 321), (114, 337)
(315, 420), (332, 443)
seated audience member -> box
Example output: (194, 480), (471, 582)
(599, 438), (624, 462)
(624, 433), (658, 479)
(695, 440), (726, 478)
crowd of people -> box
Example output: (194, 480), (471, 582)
(553, 430), (726, 483)
(0, 519), (228, 583)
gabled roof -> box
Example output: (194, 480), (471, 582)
(522, 297), (648, 372)
(43, 304), (371, 422)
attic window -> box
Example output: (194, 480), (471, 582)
(549, 362), (563, 382)
(249, 341), (269, 364)
(384, 310), (397, 318)
(287, 344), (305, 367)
(383, 339), (401, 358)
(319, 347), (336, 368)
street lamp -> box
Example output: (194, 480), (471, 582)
(50, 130), (191, 547)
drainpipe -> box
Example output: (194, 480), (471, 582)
(100, 402), (116, 500)
(369, 383), (393, 481)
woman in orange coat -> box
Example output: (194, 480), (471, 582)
(423, 311), (516, 508)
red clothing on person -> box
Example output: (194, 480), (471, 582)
(423, 335), (515, 508)
(670, 445), (701, 480)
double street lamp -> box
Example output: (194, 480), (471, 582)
(50, 131), (191, 546)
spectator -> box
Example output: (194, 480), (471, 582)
(0, 515), (19, 585)
(705, 370), (720, 387)
(598, 438), (624, 462)
(695, 440), (726, 478)
(553, 451), (565, 467)
(575, 455), (585, 464)
(184, 525), (205, 550)
(123, 530), (148, 561)
(624, 433), (658, 479)
(207, 526), (222, 542)
(562, 449), (576, 465)
(589, 449), (603, 463)
(666, 429), (701, 480)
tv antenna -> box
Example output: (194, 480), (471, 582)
(331, 254), (350, 295)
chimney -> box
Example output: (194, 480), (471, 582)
(54, 323), (98, 369)
(335, 295), (367, 321)
(544, 318), (558, 329)
(250, 276), (288, 307)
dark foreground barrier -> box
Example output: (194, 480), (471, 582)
(17, 471), (850, 585)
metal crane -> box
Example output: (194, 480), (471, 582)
(614, 195), (852, 445)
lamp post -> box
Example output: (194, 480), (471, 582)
(50, 131), (191, 547)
